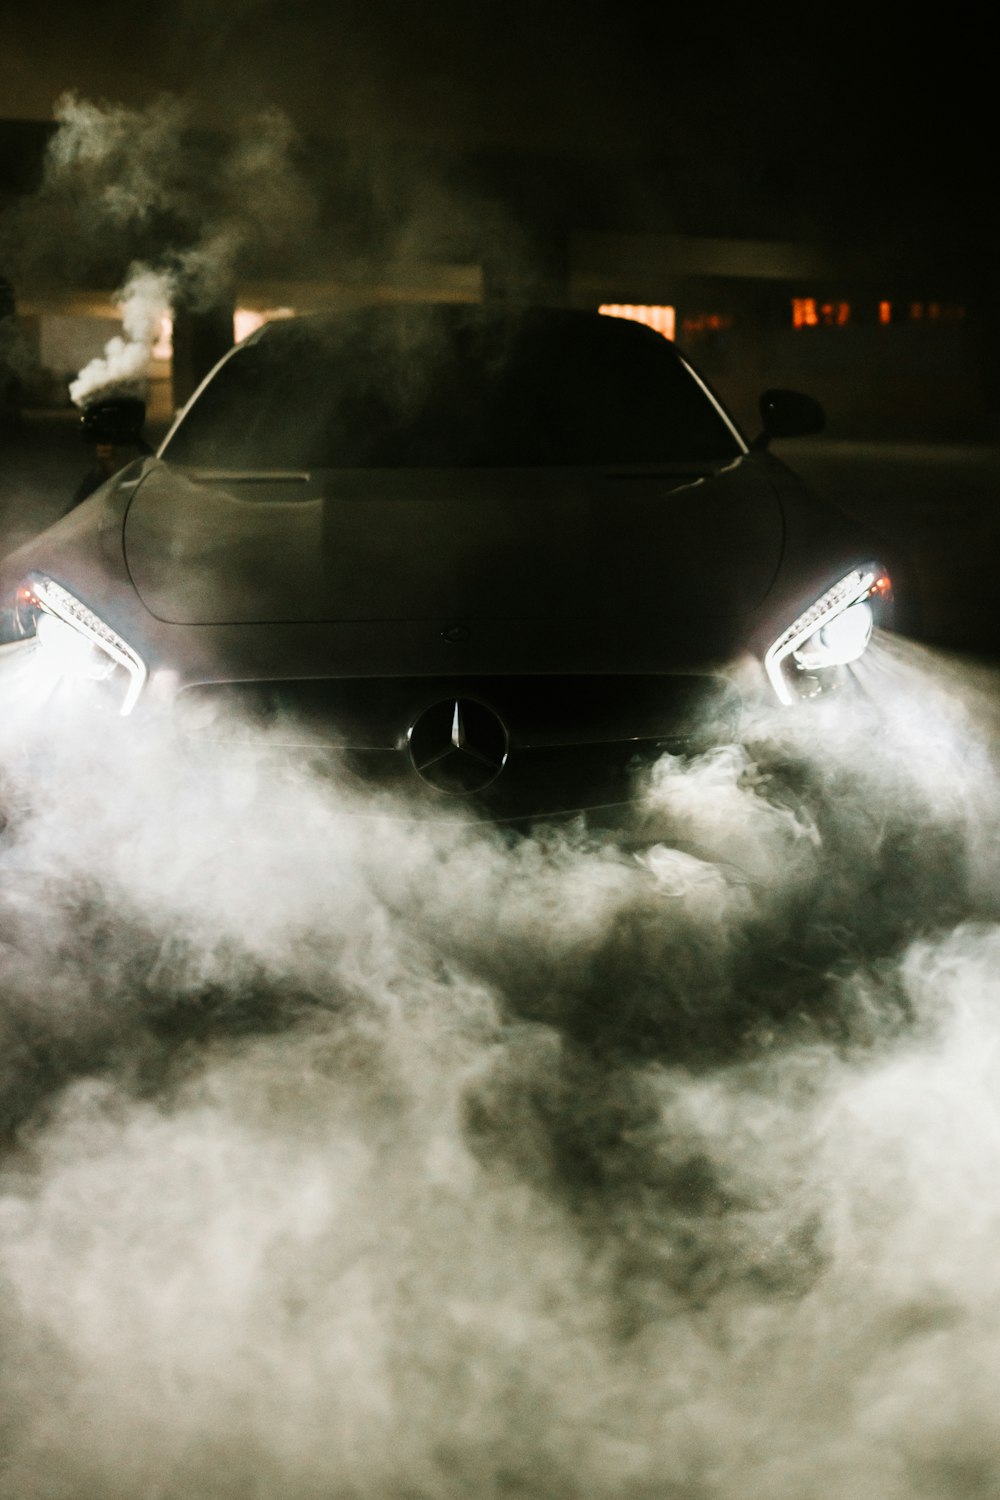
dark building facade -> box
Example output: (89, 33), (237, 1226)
(1, 117), (991, 440)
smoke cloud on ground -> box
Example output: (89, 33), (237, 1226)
(1, 640), (1000, 1498)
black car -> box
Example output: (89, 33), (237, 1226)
(0, 306), (896, 817)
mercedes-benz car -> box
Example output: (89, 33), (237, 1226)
(0, 305), (897, 818)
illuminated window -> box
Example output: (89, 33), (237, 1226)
(233, 306), (296, 343)
(682, 312), (734, 338)
(152, 314), (173, 361)
(598, 303), (676, 341)
(793, 298), (849, 328)
(908, 301), (966, 324)
(878, 301), (892, 325)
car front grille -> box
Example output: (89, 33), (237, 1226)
(175, 674), (737, 748)
(174, 674), (740, 817)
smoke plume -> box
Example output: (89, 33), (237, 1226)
(67, 265), (173, 406)
(0, 639), (999, 1497)
(1, 91), (315, 407)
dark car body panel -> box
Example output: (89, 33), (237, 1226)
(122, 455), (784, 629)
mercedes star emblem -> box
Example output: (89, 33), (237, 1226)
(407, 698), (509, 794)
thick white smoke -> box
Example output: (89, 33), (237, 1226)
(67, 265), (173, 406)
(1, 640), (1000, 1497)
(16, 92), (314, 408)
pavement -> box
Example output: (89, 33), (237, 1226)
(2, 412), (999, 657)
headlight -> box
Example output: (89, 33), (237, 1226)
(14, 573), (147, 716)
(764, 564), (892, 705)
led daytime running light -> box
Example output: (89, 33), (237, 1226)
(19, 572), (147, 715)
(764, 565), (888, 705)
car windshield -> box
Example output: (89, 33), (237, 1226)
(162, 307), (743, 470)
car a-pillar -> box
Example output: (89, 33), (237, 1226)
(171, 300), (235, 409)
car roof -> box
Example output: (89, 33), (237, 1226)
(246, 302), (680, 352)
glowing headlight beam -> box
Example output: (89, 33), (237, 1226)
(17, 573), (147, 715)
(764, 565), (891, 705)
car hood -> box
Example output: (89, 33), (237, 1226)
(123, 457), (783, 626)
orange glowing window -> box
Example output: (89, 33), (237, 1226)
(152, 314), (173, 361)
(793, 298), (849, 328)
(907, 301), (966, 325)
(681, 312), (734, 338)
(879, 301), (892, 325)
(233, 306), (296, 343)
(599, 303), (676, 341)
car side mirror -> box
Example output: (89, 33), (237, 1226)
(80, 396), (148, 446)
(752, 388), (825, 449)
